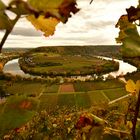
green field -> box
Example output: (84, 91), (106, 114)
(5, 81), (44, 97)
(39, 94), (58, 111)
(103, 88), (128, 101)
(19, 52), (119, 76)
(73, 80), (124, 92)
(43, 84), (59, 94)
(88, 91), (109, 105)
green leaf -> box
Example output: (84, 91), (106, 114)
(0, 12), (13, 30)
(7, 0), (38, 16)
(0, 0), (14, 30)
(0, 0), (6, 10)
(116, 11), (140, 57)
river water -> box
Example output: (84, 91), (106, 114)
(3, 59), (31, 77)
(97, 56), (137, 79)
(3, 57), (137, 79)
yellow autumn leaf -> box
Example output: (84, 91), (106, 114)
(27, 15), (59, 37)
(125, 79), (136, 94)
(28, 0), (79, 23)
(126, 121), (133, 129)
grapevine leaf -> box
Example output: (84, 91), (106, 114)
(116, 15), (140, 57)
(125, 79), (136, 95)
(0, 12), (13, 30)
(59, 0), (79, 22)
(0, 0), (6, 10)
(75, 113), (107, 130)
(0, 0), (13, 30)
(27, 15), (59, 37)
(27, 0), (79, 23)
(126, 6), (140, 23)
(7, 0), (39, 17)
(126, 121), (133, 129)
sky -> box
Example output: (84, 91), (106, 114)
(0, 0), (138, 48)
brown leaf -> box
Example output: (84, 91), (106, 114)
(59, 0), (79, 22)
(126, 6), (140, 23)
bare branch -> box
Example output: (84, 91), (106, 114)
(90, 0), (93, 4)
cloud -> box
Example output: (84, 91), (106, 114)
(0, 0), (139, 48)
(11, 27), (42, 36)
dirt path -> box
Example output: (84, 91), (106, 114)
(101, 91), (110, 102)
(38, 85), (46, 98)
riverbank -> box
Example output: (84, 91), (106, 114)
(0, 50), (25, 72)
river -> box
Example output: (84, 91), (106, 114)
(3, 57), (137, 80)
(97, 56), (137, 79)
(3, 59), (31, 77)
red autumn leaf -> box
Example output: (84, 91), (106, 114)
(14, 127), (20, 133)
(75, 116), (93, 129)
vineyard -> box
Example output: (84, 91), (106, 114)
(0, 79), (130, 137)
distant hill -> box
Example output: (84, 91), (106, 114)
(28, 45), (121, 58)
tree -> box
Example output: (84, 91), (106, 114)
(0, 0), (79, 53)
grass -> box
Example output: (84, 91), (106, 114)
(88, 91), (109, 105)
(39, 94), (58, 111)
(43, 84), (59, 94)
(73, 82), (89, 92)
(58, 94), (75, 107)
(103, 88), (128, 101)
(74, 80), (124, 92)
(5, 81), (44, 97)
(75, 93), (91, 108)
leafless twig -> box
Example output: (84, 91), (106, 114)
(90, 0), (93, 4)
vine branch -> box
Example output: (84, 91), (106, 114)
(132, 91), (140, 140)
(0, 15), (20, 53)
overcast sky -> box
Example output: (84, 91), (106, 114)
(0, 0), (138, 48)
